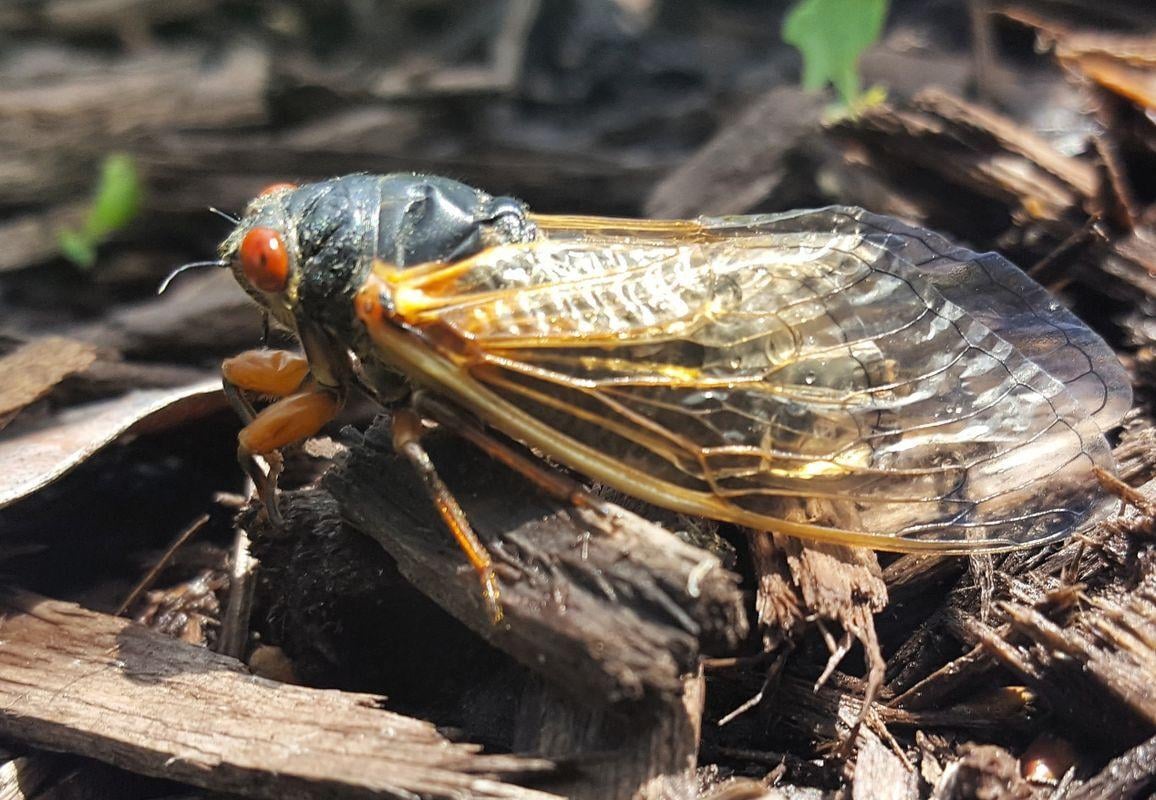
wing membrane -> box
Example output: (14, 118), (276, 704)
(745, 207), (1133, 431)
(387, 208), (1130, 551)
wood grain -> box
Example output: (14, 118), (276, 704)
(0, 589), (559, 800)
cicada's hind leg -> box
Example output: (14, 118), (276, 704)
(412, 392), (612, 516)
(221, 350), (342, 525)
(391, 408), (504, 623)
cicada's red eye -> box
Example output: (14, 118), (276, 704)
(240, 227), (289, 292)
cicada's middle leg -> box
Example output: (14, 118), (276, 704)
(221, 349), (343, 524)
(390, 407), (505, 624)
(394, 394), (621, 624)
(413, 393), (611, 516)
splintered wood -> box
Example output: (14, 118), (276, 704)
(0, 590), (559, 800)
(325, 417), (748, 703)
(4, 3), (1156, 798)
(974, 579), (1156, 748)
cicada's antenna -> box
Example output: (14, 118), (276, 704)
(209, 207), (240, 225)
(156, 206), (239, 294)
(157, 260), (228, 295)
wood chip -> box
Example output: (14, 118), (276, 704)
(324, 416), (748, 703)
(0, 202), (87, 272)
(851, 724), (918, 800)
(0, 589), (560, 800)
(964, 474), (1156, 750)
(0, 378), (223, 508)
(513, 672), (705, 800)
(0, 337), (97, 429)
(644, 86), (826, 218)
(834, 89), (1095, 229)
(750, 533), (887, 707)
(1061, 732), (1156, 800)
(70, 269), (262, 359)
(0, 46), (270, 207)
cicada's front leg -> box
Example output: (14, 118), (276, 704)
(221, 349), (343, 524)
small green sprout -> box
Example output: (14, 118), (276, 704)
(58, 153), (142, 269)
(782, 0), (889, 109)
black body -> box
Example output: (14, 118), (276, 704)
(226, 174), (537, 338)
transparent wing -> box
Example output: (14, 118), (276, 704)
(746, 207), (1133, 432)
(392, 210), (1129, 550)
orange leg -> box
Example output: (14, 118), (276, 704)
(391, 408), (503, 623)
(222, 350), (311, 421)
(238, 389), (341, 456)
(221, 349), (341, 524)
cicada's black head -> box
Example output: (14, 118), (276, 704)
(220, 173), (536, 339)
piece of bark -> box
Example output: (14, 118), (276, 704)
(883, 606), (994, 707)
(0, 202), (87, 272)
(68, 270), (263, 360)
(748, 531), (888, 722)
(850, 722), (919, 800)
(888, 639), (999, 712)
(1108, 419), (1156, 485)
(0, 337), (97, 429)
(1100, 229), (1156, 303)
(512, 672), (705, 800)
(1039, 20), (1156, 113)
(635, 769), (780, 800)
(974, 589), (1156, 748)
(0, 751), (57, 799)
(748, 533), (802, 650)
(883, 602), (1009, 712)
(369, 0), (539, 99)
(761, 676), (909, 765)
(325, 416), (747, 703)
(0, 589), (559, 800)
(53, 358), (216, 406)
(643, 86), (826, 219)
(1060, 732), (1156, 800)
(0, 378), (223, 509)
(831, 89), (1093, 229)
(822, 86), (1105, 268)
(881, 553), (963, 598)
(774, 537), (888, 634)
(0, 748), (183, 800)
(911, 89), (1098, 198)
(930, 744), (1034, 800)
(142, 133), (664, 219)
(36, 0), (214, 38)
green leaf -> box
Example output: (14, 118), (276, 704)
(84, 153), (141, 239)
(782, 0), (889, 107)
(57, 229), (97, 269)
(57, 153), (142, 269)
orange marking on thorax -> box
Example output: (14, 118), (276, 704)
(355, 273), (479, 367)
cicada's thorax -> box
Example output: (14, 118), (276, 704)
(280, 174), (537, 399)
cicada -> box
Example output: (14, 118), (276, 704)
(206, 174), (1131, 617)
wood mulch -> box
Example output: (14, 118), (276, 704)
(1, 1), (1155, 798)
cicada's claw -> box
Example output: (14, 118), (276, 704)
(239, 447), (284, 528)
(480, 568), (504, 625)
